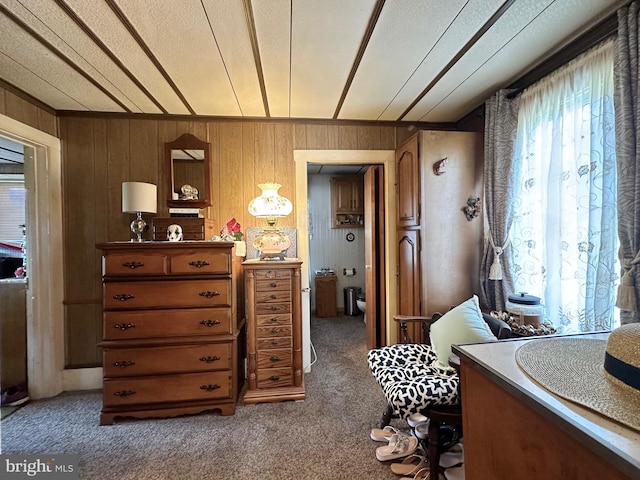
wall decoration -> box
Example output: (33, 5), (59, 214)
(346, 232), (355, 242)
(433, 157), (448, 175)
(462, 196), (481, 221)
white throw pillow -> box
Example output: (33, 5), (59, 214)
(429, 295), (497, 367)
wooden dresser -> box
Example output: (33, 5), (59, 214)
(242, 259), (305, 405)
(96, 241), (244, 425)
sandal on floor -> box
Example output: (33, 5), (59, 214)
(400, 467), (431, 480)
(444, 465), (464, 480)
(390, 454), (428, 475)
(375, 434), (418, 462)
(407, 413), (429, 427)
(414, 421), (430, 440)
(370, 425), (403, 442)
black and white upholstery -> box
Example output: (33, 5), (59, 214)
(367, 343), (459, 422)
(368, 305), (512, 428)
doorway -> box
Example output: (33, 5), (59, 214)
(0, 114), (65, 400)
(293, 150), (397, 373)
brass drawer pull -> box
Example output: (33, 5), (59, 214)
(114, 390), (135, 397)
(200, 319), (221, 327)
(200, 384), (220, 392)
(114, 323), (135, 331)
(270, 306), (278, 311)
(271, 340), (279, 345)
(189, 260), (210, 268)
(199, 355), (220, 363)
(113, 294), (135, 301)
(269, 375), (280, 382)
(271, 328), (279, 334)
(270, 317), (279, 323)
(270, 356), (281, 362)
(199, 291), (220, 298)
(270, 282), (277, 287)
(113, 360), (135, 368)
(122, 261), (144, 269)
(270, 294), (277, 299)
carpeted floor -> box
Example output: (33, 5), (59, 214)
(0, 315), (410, 479)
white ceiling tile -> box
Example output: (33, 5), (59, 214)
(252, 0), (291, 118)
(64, 0), (190, 114)
(0, 16), (124, 111)
(338, 0), (468, 120)
(290, 0), (375, 119)
(7, 0), (162, 114)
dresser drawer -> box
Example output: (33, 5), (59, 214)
(255, 269), (292, 280)
(104, 279), (231, 309)
(256, 313), (291, 327)
(104, 307), (232, 339)
(256, 325), (292, 338)
(256, 368), (292, 389)
(256, 278), (290, 291)
(257, 348), (292, 369)
(103, 371), (232, 406)
(257, 336), (292, 350)
(103, 252), (168, 276)
(104, 343), (232, 377)
(255, 303), (290, 315)
(255, 290), (291, 304)
(170, 250), (231, 275)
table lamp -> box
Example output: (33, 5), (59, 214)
(248, 182), (292, 260)
(122, 182), (157, 242)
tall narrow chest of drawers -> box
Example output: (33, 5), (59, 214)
(243, 259), (305, 405)
(96, 241), (245, 425)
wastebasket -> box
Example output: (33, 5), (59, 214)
(344, 286), (362, 316)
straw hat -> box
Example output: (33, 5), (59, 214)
(515, 323), (640, 432)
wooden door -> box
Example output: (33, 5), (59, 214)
(364, 166), (385, 349)
(397, 229), (422, 342)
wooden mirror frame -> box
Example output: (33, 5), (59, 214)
(165, 133), (211, 209)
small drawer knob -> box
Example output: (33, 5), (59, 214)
(269, 375), (280, 382)
(122, 261), (144, 269)
(270, 356), (281, 362)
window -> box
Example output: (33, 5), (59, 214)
(510, 39), (619, 333)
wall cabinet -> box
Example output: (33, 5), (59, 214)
(243, 259), (305, 405)
(97, 241), (244, 425)
(331, 176), (364, 228)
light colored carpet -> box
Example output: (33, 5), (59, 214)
(1, 315), (407, 479)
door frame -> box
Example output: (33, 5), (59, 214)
(294, 150), (397, 372)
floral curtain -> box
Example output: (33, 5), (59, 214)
(510, 39), (618, 334)
(614, 1), (640, 324)
(480, 90), (520, 312)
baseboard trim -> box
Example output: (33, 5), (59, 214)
(63, 367), (102, 391)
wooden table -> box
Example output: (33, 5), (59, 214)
(453, 334), (640, 480)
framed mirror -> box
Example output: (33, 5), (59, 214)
(165, 133), (211, 209)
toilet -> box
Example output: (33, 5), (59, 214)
(356, 293), (366, 324)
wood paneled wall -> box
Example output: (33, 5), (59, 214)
(59, 116), (396, 367)
(0, 86), (57, 138)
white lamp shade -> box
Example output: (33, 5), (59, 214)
(248, 182), (292, 218)
(122, 182), (157, 214)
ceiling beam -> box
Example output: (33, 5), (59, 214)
(332, 0), (386, 120)
(397, 0), (516, 121)
(105, 0), (196, 115)
(0, 2), (131, 113)
(242, 0), (270, 117)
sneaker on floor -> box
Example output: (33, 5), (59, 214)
(1, 384), (29, 407)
